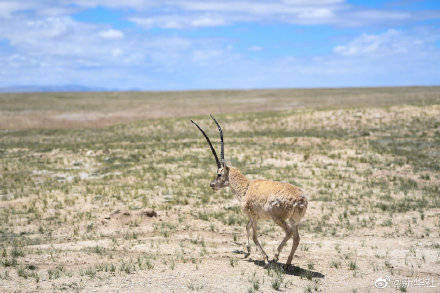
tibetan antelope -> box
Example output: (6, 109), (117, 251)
(191, 115), (308, 267)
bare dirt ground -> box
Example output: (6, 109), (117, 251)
(1, 87), (440, 292)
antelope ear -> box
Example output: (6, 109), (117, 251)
(222, 162), (230, 174)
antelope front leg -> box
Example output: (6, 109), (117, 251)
(244, 219), (252, 258)
(251, 220), (269, 262)
(286, 224), (300, 267)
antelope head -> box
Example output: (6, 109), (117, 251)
(191, 115), (229, 191)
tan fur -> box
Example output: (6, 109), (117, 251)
(225, 166), (308, 266)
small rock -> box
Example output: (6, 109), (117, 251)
(111, 209), (120, 216)
(142, 209), (157, 217)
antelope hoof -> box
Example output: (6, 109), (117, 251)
(284, 259), (293, 270)
(244, 245), (251, 258)
(263, 255), (270, 263)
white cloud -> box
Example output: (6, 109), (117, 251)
(0, 12), (205, 88)
(1, 0), (437, 29)
(111, 48), (122, 57)
(248, 45), (262, 52)
(130, 15), (227, 29)
(191, 15), (226, 27)
(333, 29), (439, 57)
(281, 0), (343, 4)
(353, 10), (411, 21)
(192, 49), (223, 64)
(175, 1), (340, 21)
(0, 14), (193, 71)
(164, 0), (429, 27)
(0, 1), (34, 18)
(69, 0), (155, 10)
(129, 2), (338, 29)
(98, 29), (124, 39)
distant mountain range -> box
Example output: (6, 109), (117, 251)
(0, 85), (111, 93)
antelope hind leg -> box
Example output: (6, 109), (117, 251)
(273, 218), (293, 263)
(285, 223), (300, 267)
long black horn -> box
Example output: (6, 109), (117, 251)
(210, 114), (224, 163)
(191, 120), (221, 168)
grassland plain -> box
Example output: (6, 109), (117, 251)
(0, 87), (440, 292)
(1, 86), (440, 129)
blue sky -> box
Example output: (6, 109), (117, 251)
(0, 0), (439, 90)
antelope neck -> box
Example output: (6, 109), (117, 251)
(228, 167), (250, 198)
